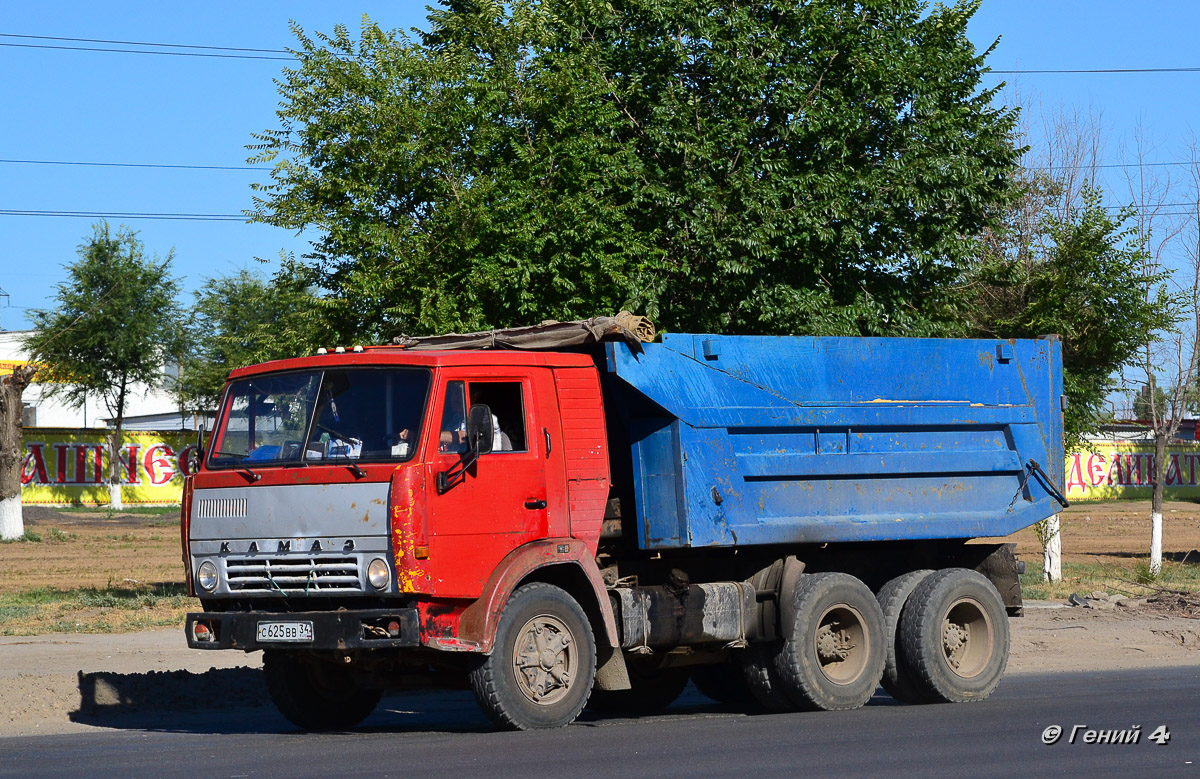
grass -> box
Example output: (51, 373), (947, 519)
(1, 527), (76, 544)
(44, 527), (75, 543)
(0, 584), (197, 636)
(1020, 556), (1200, 601)
(55, 505), (179, 517)
(1, 529), (43, 544)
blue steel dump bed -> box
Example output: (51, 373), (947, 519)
(603, 335), (1065, 549)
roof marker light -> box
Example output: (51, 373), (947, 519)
(353, 345), (364, 353)
(335, 346), (346, 354)
(316, 347), (328, 355)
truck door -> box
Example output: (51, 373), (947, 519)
(425, 372), (549, 598)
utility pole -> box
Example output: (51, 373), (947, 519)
(0, 287), (9, 331)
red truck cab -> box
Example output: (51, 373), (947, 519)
(184, 347), (618, 726)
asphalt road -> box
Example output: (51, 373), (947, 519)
(2, 667), (1197, 777)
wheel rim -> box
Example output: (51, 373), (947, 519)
(813, 603), (870, 685)
(512, 612), (578, 706)
(941, 596), (993, 678)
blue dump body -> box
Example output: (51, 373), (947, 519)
(603, 334), (1065, 550)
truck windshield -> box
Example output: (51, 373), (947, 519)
(208, 368), (431, 468)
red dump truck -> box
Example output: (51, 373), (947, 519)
(183, 323), (1066, 730)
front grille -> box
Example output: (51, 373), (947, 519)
(224, 556), (361, 594)
(195, 498), (248, 518)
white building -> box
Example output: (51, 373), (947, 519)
(0, 330), (196, 430)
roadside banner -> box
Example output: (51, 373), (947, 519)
(20, 428), (195, 506)
(1066, 441), (1200, 502)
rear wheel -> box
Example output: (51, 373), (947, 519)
(877, 570), (934, 704)
(587, 661), (690, 715)
(468, 582), (596, 730)
(262, 650), (382, 731)
(692, 660), (755, 705)
(737, 643), (795, 712)
(773, 572), (885, 711)
(897, 568), (1009, 703)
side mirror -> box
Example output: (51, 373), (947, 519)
(437, 403), (493, 495)
(466, 404), (493, 455)
(187, 447), (202, 475)
(189, 419), (206, 473)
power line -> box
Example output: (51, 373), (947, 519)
(1031, 161), (1191, 171)
(2, 154), (1193, 175)
(0, 210), (245, 221)
(0, 158), (258, 171)
(0, 32), (287, 54)
(0, 41), (291, 61)
(992, 67), (1200, 75)
(1104, 202), (1200, 210)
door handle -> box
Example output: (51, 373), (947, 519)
(524, 499), (547, 510)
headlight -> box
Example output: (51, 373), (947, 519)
(197, 560), (218, 592)
(367, 558), (390, 589)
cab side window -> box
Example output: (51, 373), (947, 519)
(438, 381), (469, 454)
(469, 382), (527, 453)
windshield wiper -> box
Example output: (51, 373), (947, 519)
(236, 466), (262, 482)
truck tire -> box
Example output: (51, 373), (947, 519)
(692, 660), (755, 705)
(877, 570), (934, 704)
(262, 650), (382, 731)
(738, 643), (795, 712)
(587, 662), (690, 715)
(897, 568), (1010, 703)
(468, 582), (596, 730)
(773, 572), (885, 711)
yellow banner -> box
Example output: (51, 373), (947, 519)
(1066, 441), (1200, 502)
(21, 431), (1193, 505)
(20, 428), (197, 506)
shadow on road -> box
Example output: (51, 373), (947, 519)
(66, 666), (906, 736)
(69, 667), (274, 733)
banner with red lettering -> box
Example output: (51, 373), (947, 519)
(1065, 442), (1200, 501)
(20, 428), (196, 506)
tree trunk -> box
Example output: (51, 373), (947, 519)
(107, 426), (124, 511)
(0, 367), (37, 540)
(1042, 514), (1062, 583)
(108, 380), (127, 511)
(1150, 433), (1168, 576)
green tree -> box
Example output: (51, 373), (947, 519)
(965, 187), (1173, 452)
(177, 262), (334, 412)
(24, 223), (182, 509)
(1132, 377), (1170, 420)
(251, 0), (1019, 341)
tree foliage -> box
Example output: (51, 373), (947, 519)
(251, 0), (1019, 341)
(1132, 377), (1171, 421)
(965, 185), (1175, 451)
(177, 262), (334, 411)
(25, 223), (182, 418)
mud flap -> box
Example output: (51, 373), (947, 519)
(593, 645), (632, 691)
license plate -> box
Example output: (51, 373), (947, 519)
(256, 621), (314, 643)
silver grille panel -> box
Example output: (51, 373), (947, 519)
(195, 498), (248, 519)
(224, 556), (361, 594)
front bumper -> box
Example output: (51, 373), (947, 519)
(186, 608), (420, 652)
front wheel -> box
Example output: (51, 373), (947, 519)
(262, 650), (382, 731)
(897, 568), (1010, 703)
(469, 582), (596, 730)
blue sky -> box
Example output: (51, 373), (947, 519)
(3, 1), (1199, 332)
